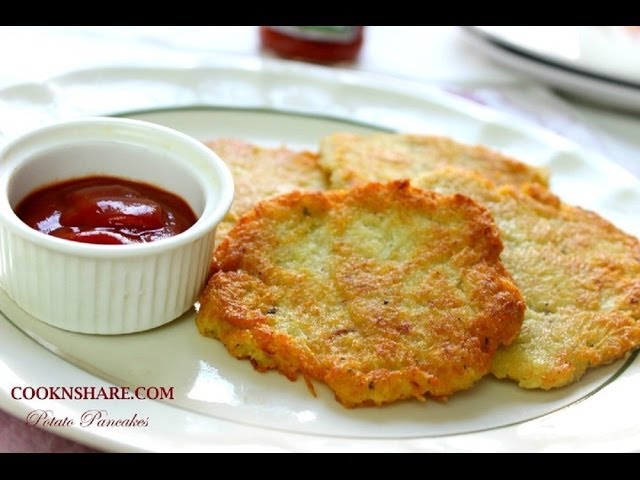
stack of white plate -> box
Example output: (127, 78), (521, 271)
(463, 26), (640, 111)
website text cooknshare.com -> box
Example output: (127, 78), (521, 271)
(11, 386), (174, 401)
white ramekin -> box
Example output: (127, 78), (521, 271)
(0, 117), (234, 334)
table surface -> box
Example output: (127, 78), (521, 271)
(1, 25), (638, 453)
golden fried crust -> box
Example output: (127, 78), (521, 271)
(205, 138), (327, 239)
(197, 181), (525, 407)
(415, 168), (640, 389)
(319, 132), (549, 189)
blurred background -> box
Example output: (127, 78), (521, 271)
(0, 26), (637, 177)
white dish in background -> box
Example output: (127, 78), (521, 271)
(463, 26), (640, 111)
(0, 59), (639, 452)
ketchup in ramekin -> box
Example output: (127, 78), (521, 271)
(15, 176), (197, 245)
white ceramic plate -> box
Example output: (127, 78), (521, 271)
(0, 59), (639, 452)
(463, 26), (640, 111)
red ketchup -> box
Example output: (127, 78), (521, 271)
(15, 176), (197, 245)
(260, 26), (364, 63)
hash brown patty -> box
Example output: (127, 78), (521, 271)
(415, 169), (640, 389)
(205, 138), (327, 240)
(197, 181), (525, 407)
(319, 132), (549, 190)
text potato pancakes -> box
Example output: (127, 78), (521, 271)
(197, 181), (525, 407)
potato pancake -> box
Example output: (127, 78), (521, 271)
(415, 169), (640, 389)
(319, 132), (548, 189)
(205, 138), (327, 239)
(197, 181), (525, 407)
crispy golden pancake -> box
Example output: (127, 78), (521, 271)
(205, 139), (327, 239)
(414, 169), (640, 389)
(197, 181), (525, 407)
(319, 132), (548, 189)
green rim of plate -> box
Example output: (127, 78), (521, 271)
(113, 105), (395, 133)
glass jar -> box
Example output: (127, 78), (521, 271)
(260, 26), (364, 63)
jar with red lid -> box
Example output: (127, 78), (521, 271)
(260, 26), (364, 63)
